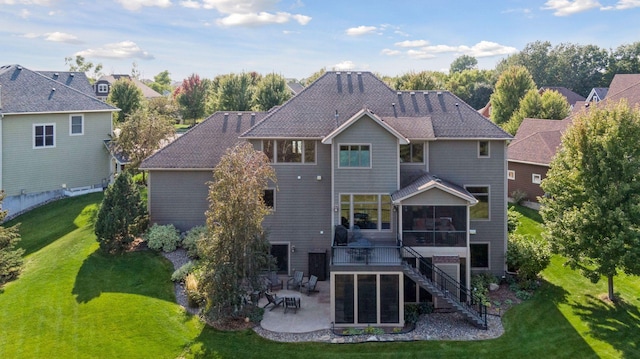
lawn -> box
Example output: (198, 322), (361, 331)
(0, 198), (637, 358)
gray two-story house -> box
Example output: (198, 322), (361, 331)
(141, 71), (511, 329)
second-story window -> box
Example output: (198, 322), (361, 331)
(400, 143), (424, 163)
(339, 144), (370, 167)
(97, 83), (109, 93)
(478, 141), (490, 158)
(34, 124), (55, 148)
(262, 140), (315, 164)
(70, 114), (84, 135)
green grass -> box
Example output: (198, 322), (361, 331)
(1, 198), (638, 358)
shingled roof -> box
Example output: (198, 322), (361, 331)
(0, 64), (117, 114)
(140, 111), (266, 170)
(508, 118), (570, 165)
(539, 86), (585, 107)
(37, 70), (95, 96)
(241, 71), (510, 140)
(391, 172), (477, 204)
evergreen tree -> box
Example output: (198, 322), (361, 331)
(0, 191), (24, 286)
(94, 172), (148, 253)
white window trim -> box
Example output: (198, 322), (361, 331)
(33, 123), (56, 149)
(262, 139), (316, 165)
(470, 242), (491, 269)
(97, 83), (109, 93)
(69, 114), (84, 136)
(507, 170), (515, 180)
(338, 143), (372, 169)
(465, 185), (490, 221)
(340, 193), (392, 232)
(400, 142), (425, 164)
(478, 141), (490, 158)
(532, 173), (542, 184)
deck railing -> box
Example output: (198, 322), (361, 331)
(331, 245), (402, 265)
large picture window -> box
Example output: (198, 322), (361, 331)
(34, 124), (55, 148)
(466, 186), (489, 220)
(339, 144), (370, 167)
(400, 143), (423, 163)
(333, 273), (401, 325)
(262, 140), (315, 164)
(340, 194), (391, 230)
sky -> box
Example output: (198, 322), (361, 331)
(1, 0), (640, 82)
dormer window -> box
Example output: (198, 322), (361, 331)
(97, 83), (109, 93)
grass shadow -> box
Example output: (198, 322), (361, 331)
(5, 192), (102, 256)
(570, 294), (640, 358)
(73, 249), (175, 304)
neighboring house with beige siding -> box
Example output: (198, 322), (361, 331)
(141, 72), (512, 329)
(0, 64), (118, 218)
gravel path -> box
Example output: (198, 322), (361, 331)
(163, 249), (505, 343)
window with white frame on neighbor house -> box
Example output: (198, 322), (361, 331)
(97, 83), (108, 93)
(507, 170), (515, 180)
(400, 143), (423, 163)
(466, 186), (489, 220)
(70, 114), (84, 135)
(339, 144), (370, 167)
(532, 174), (542, 184)
(262, 140), (315, 164)
(34, 124), (55, 148)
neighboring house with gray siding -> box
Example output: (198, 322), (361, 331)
(141, 72), (512, 329)
(0, 64), (118, 218)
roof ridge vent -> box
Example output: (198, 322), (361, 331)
(437, 91), (442, 96)
(70, 73), (74, 77)
(410, 91), (415, 95)
(396, 91), (402, 95)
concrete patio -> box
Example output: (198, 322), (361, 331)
(257, 278), (331, 333)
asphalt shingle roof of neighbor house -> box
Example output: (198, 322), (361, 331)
(37, 71), (95, 96)
(140, 111), (267, 169)
(241, 71), (511, 140)
(539, 86), (586, 107)
(0, 64), (117, 114)
(99, 75), (163, 99)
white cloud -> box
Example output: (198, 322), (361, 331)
(381, 48), (400, 56)
(333, 60), (356, 71)
(180, 0), (201, 9)
(217, 11), (310, 27)
(0, 0), (52, 5)
(405, 41), (517, 59)
(200, 0), (277, 13)
(345, 25), (377, 36)
(602, 0), (640, 9)
(394, 40), (429, 48)
(45, 32), (82, 44)
(76, 41), (155, 60)
(114, 0), (171, 11)
(20, 8), (30, 18)
(542, 0), (600, 16)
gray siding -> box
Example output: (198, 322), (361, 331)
(251, 140), (333, 275)
(2, 112), (111, 196)
(428, 140), (508, 275)
(147, 170), (212, 232)
(332, 115), (399, 239)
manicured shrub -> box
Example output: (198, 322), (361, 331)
(171, 261), (197, 282)
(507, 206), (522, 233)
(507, 233), (551, 282)
(182, 225), (207, 259)
(471, 273), (497, 305)
(510, 189), (528, 205)
(145, 224), (180, 252)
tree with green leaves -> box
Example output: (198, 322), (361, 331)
(114, 107), (176, 174)
(605, 41), (640, 84)
(449, 55), (478, 73)
(503, 89), (570, 134)
(490, 65), (537, 126)
(394, 70), (447, 91)
(149, 70), (173, 95)
(94, 171), (148, 254)
(107, 78), (144, 122)
(198, 142), (276, 321)
(540, 101), (640, 301)
(65, 55), (103, 82)
(0, 191), (24, 286)
(175, 73), (207, 124)
(214, 73), (254, 112)
(253, 73), (291, 111)
(302, 68), (326, 86)
(445, 69), (494, 109)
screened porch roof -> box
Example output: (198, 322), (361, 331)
(391, 172), (478, 205)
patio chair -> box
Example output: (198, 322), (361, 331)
(263, 292), (284, 311)
(334, 225), (348, 246)
(265, 271), (283, 291)
(301, 275), (319, 295)
(287, 270), (304, 290)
